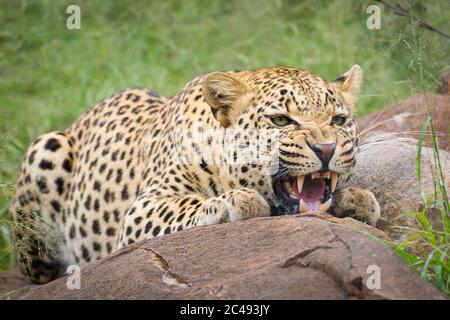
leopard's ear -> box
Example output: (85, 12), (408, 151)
(331, 65), (363, 109)
(202, 72), (252, 127)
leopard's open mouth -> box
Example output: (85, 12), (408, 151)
(272, 170), (338, 215)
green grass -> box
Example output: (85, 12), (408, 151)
(0, 0), (449, 293)
(385, 22), (449, 296)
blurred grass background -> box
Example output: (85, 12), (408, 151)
(0, 0), (449, 270)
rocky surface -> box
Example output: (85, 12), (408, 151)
(0, 269), (30, 299)
(3, 215), (446, 300)
(358, 93), (449, 151)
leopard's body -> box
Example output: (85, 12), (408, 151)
(10, 66), (380, 283)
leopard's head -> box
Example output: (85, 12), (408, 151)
(202, 66), (362, 214)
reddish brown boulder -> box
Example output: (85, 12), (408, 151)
(5, 215), (445, 300)
(0, 269), (30, 299)
(358, 93), (449, 151)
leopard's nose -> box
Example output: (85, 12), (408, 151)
(309, 143), (336, 168)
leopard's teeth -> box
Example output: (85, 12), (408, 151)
(330, 172), (338, 192)
(283, 181), (293, 194)
(319, 198), (332, 212)
(297, 175), (305, 193)
(299, 199), (309, 213)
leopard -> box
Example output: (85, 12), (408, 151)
(10, 65), (380, 284)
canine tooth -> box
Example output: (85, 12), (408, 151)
(297, 175), (305, 193)
(299, 199), (309, 213)
(330, 172), (338, 192)
(319, 198), (332, 212)
(284, 181), (293, 194)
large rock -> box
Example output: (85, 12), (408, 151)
(0, 269), (30, 299)
(358, 93), (449, 151)
(6, 215), (445, 300)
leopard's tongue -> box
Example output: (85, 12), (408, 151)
(292, 175), (326, 210)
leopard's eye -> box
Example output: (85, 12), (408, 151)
(270, 115), (292, 126)
(331, 115), (347, 126)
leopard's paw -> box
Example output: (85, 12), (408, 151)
(332, 187), (380, 227)
(222, 188), (271, 222)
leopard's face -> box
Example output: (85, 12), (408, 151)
(203, 66), (363, 214)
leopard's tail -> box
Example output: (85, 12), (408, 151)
(10, 131), (75, 284)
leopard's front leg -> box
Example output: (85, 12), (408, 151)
(117, 188), (270, 248)
(331, 187), (380, 227)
